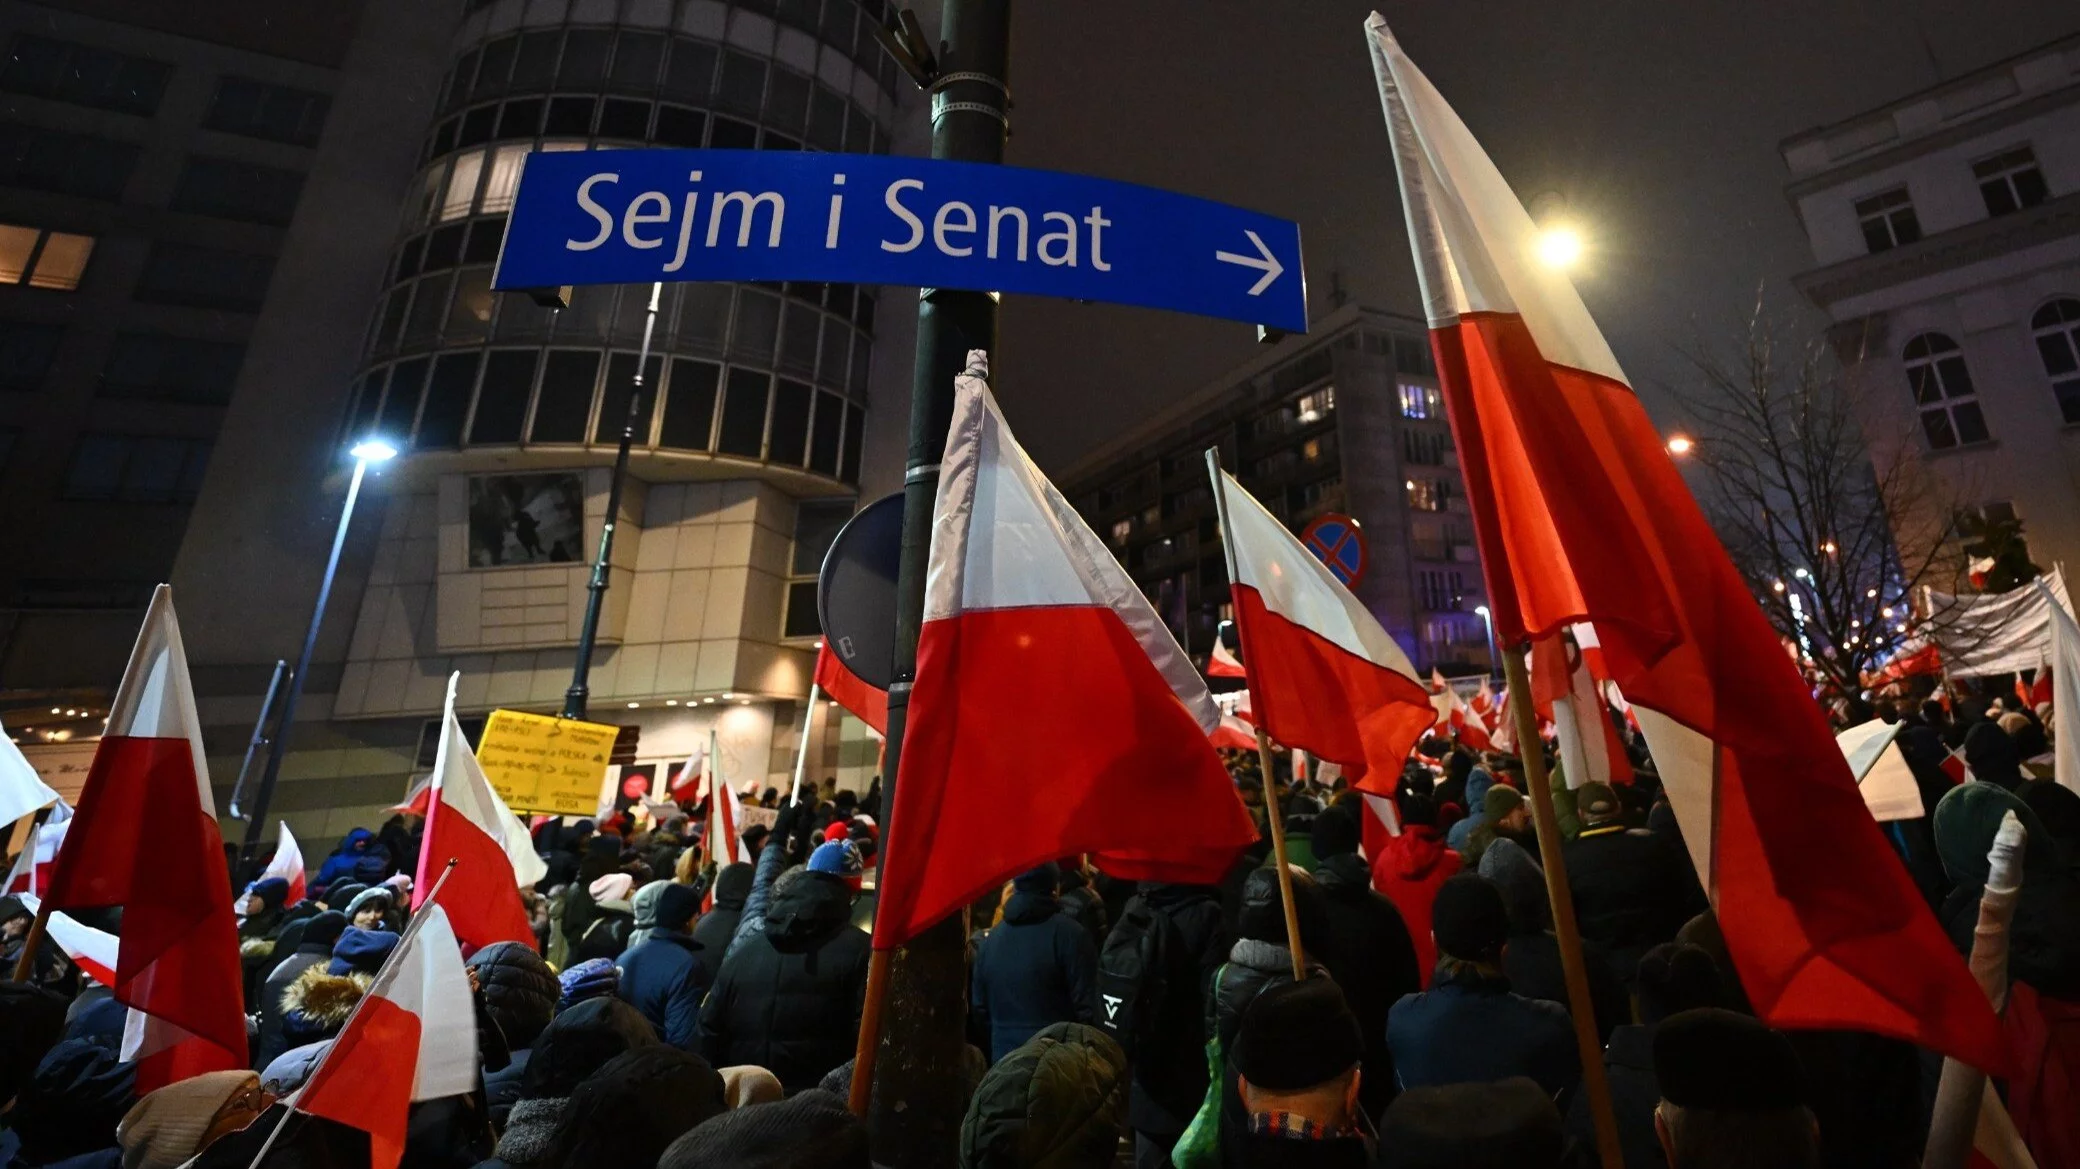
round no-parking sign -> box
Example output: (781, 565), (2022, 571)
(1300, 513), (1366, 588)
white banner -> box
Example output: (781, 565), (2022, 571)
(1925, 566), (2069, 678)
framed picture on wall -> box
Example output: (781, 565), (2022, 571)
(467, 472), (585, 568)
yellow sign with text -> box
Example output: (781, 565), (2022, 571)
(474, 709), (618, 816)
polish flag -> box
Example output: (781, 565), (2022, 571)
(412, 674), (548, 952)
(295, 903), (477, 1169)
(0, 721), (60, 826)
(702, 732), (752, 911)
(3, 801), (69, 896)
(1210, 711), (1257, 752)
(1429, 672), (1494, 752)
(1207, 633), (1248, 679)
(253, 821), (308, 909)
(1370, 16), (2006, 1071)
(1358, 791), (1403, 869)
(1471, 675), (1497, 725)
(1939, 748), (1974, 787)
(815, 640), (890, 736)
(669, 741), (708, 804)
(17, 893), (117, 986)
(1214, 469), (1435, 793)
(1536, 629), (1633, 790)
(390, 773), (433, 817)
(875, 354), (1258, 949)
(41, 586), (246, 1088)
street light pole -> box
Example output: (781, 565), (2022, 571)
(1475, 604), (1499, 676)
(238, 439), (397, 871)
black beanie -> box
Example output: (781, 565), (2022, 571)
(544, 1046), (725, 1169)
(655, 882), (701, 931)
(1378, 1078), (1563, 1169)
(1652, 1008), (1807, 1110)
(1430, 873), (1509, 963)
(659, 1088), (867, 1169)
(1231, 977), (1364, 1091)
(1309, 806), (1361, 859)
(300, 910), (350, 951)
(1633, 943), (1723, 1026)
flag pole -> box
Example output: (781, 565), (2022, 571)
(1500, 645), (1624, 1169)
(9, 805), (56, 982)
(789, 682), (821, 807)
(1207, 447), (1307, 981)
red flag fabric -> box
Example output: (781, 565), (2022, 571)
(255, 821), (307, 909)
(412, 674), (547, 952)
(1210, 711), (1257, 752)
(875, 354), (1257, 950)
(19, 893), (117, 986)
(815, 641), (889, 736)
(296, 904), (477, 1169)
(1370, 16), (2006, 1072)
(42, 585), (246, 1089)
(1207, 635), (1248, 678)
(1213, 468), (1435, 793)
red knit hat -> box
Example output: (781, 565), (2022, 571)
(825, 822), (851, 844)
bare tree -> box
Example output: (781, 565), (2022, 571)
(1670, 301), (1974, 701)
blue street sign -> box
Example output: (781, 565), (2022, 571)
(493, 149), (1307, 332)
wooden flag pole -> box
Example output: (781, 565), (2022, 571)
(10, 804), (57, 982)
(1501, 645), (1624, 1169)
(788, 682), (821, 807)
(848, 947), (894, 1116)
(1206, 445), (1307, 981)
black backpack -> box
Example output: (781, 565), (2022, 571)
(1098, 895), (1213, 1116)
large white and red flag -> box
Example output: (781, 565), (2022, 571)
(4, 800), (69, 896)
(252, 820), (308, 909)
(815, 641), (890, 736)
(1212, 468), (1435, 793)
(42, 586), (247, 1088)
(701, 730), (752, 910)
(1369, 16), (2005, 1070)
(412, 674), (547, 952)
(294, 902), (477, 1169)
(0, 721), (59, 827)
(18, 893), (117, 986)
(669, 740), (709, 804)
(876, 354), (1258, 948)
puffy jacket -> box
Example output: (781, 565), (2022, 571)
(625, 880), (669, 952)
(615, 930), (711, 1050)
(958, 1022), (1127, 1169)
(971, 892), (1098, 1062)
(690, 863), (754, 955)
(1209, 938), (1328, 1169)
(1369, 826), (1463, 986)
(465, 942), (559, 1053)
(277, 967), (370, 1051)
(1312, 852), (1418, 1113)
(315, 828), (380, 888)
(696, 871), (871, 1092)
(253, 942), (333, 1069)
(1386, 965), (1579, 1098)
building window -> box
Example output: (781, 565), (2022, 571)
(1302, 434), (1337, 464)
(134, 243), (275, 311)
(1406, 477), (1447, 511)
(1399, 382), (1442, 420)
(0, 35), (171, 116)
(1295, 385), (1335, 424)
(1973, 147), (2049, 219)
(784, 500), (850, 639)
(99, 334), (245, 404)
(1250, 407), (1293, 438)
(1110, 518), (1132, 546)
(1402, 429), (1445, 465)
(62, 433), (213, 502)
(171, 157), (305, 226)
(0, 123), (140, 199)
(1853, 188), (1921, 254)
(2032, 299), (2080, 425)
(0, 321), (62, 391)
(1902, 332), (1988, 449)
(204, 77), (330, 146)
(0, 224), (94, 290)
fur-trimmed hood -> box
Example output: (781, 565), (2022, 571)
(279, 964), (371, 1030)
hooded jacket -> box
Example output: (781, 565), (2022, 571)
(689, 863), (754, 954)
(315, 829), (381, 888)
(253, 912), (348, 1070)
(625, 880), (670, 951)
(616, 925), (712, 1051)
(277, 966), (370, 1051)
(1444, 769), (1494, 853)
(958, 1023), (1127, 1169)
(971, 890), (1099, 1062)
(696, 870), (871, 1093)
(1312, 851), (1418, 1114)
(1369, 826), (1463, 987)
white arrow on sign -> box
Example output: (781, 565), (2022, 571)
(1214, 230), (1285, 296)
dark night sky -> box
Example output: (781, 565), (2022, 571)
(977, 1), (2079, 472)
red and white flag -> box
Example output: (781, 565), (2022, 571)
(1370, 16), (2005, 1071)
(815, 640), (890, 737)
(0, 721), (60, 827)
(1358, 791), (1403, 869)
(669, 740), (709, 804)
(295, 903), (477, 1169)
(1213, 468), (1435, 793)
(253, 820), (308, 909)
(1938, 748), (1975, 787)
(701, 730), (752, 911)
(42, 586), (247, 1088)
(875, 354), (1258, 949)
(17, 893), (117, 986)
(1210, 711), (1257, 752)
(1207, 633), (1248, 679)
(1471, 675), (1497, 725)
(412, 674), (547, 952)
(4, 801), (69, 897)
(1537, 629), (1632, 790)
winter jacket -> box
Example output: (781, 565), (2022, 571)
(1562, 826), (1688, 971)
(1120, 883), (1232, 1138)
(1312, 852), (1419, 1114)
(1386, 965), (1579, 1099)
(1444, 770), (1494, 853)
(1564, 1025), (1664, 1169)
(1210, 939), (1328, 1169)
(971, 892), (1099, 1062)
(1056, 881), (1108, 943)
(615, 929), (712, 1050)
(625, 880), (669, 951)
(253, 942), (335, 1069)
(958, 1022), (1128, 1169)
(570, 898), (635, 964)
(1501, 931), (1630, 1044)
(690, 863), (754, 954)
(277, 966), (371, 1051)
(465, 942), (559, 1052)
(697, 871), (872, 1092)
(315, 828), (380, 888)
(1369, 826), (1463, 986)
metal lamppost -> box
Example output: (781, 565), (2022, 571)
(237, 436), (399, 869)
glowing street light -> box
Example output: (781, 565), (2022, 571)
(1536, 226), (1584, 269)
(1665, 434), (1694, 456)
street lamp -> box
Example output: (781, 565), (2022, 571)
(1474, 604), (1499, 675)
(237, 434), (398, 871)
(1665, 434), (1694, 456)
(1535, 226), (1583, 270)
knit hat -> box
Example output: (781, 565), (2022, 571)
(1934, 781), (2055, 887)
(1012, 862), (1060, 895)
(1482, 784), (1524, 819)
(1430, 873), (1510, 963)
(711, 862), (756, 908)
(247, 877), (291, 912)
(1634, 943), (1724, 1026)
(321, 881), (367, 909)
(959, 1023), (1127, 1169)
(523, 997), (660, 1103)
(1476, 838), (1548, 933)
(541, 1047), (726, 1169)
(655, 882), (702, 931)
(1231, 979), (1363, 1092)
(589, 872), (635, 902)
(298, 910), (349, 952)
(1308, 805), (1361, 859)
(558, 957), (621, 1012)
(825, 821), (852, 844)
(327, 926), (400, 975)
(117, 1070), (262, 1169)
(1652, 1008), (1806, 1110)
(1377, 1078), (1564, 1169)
(1575, 782), (1621, 825)
(381, 873), (413, 896)
(658, 1088), (868, 1169)
(809, 839), (864, 891)
(343, 887), (393, 921)
(1236, 865), (1327, 950)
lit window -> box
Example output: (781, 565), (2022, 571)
(1110, 518), (1131, 546)
(1973, 147), (2049, 219)
(1295, 385), (1335, 423)
(2031, 299), (2080, 425)
(0, 224), (36, 282)
(479, 144), (530, 214)
(1399, 382), (1441, 420)
(1302, 437), (1323, 462)
(1902, 332), (1988, 449)
(440, 149), (484, 221)
(0, 223), (93, 291)
(1853, 188), (1921, 254)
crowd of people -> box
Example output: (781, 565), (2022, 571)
(3, 682), (2077, 1169)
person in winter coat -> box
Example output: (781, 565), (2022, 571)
(278, 928), (395, 1053)
(1649, 1009), (1820, 1169)
(484, 997), (659, 1169)
(344, 887), (397, 932)
(1114, 881), (1230, 1169)
(1229, 979), (1372, 1169)
(1444, 768), (1495, 854)
(1056, 864), (1109, 943)
(464, 941), (561, 1127)
(1308, 806), (1419, 1117)
(1209, 867), (1331, 1169)
(314, 828), (381, 888)
(536, 1047), (725, 1169)
(1564, 942), (1724, 1169)
(376, 815), (416, 880)
(1562, 783), (1688, 980)
(116, 1070), (272, 1169)
(559, 836), (625, 945)
(5, 1037), (136, 1169)
(1463, 784), (1534, 867)
(1479, 838), (1628, 1042)
(958, 1023), (1127, 1169)
(1934, 781), (2080, 996)
(570, 874), (636, 963)
(971, 864), (1099, 1062)
(1386, 873), (1579, 1099)
(1962, 720), (2025, 791)
(1368, 793), (1463, 987)
(696, 845), (873, 1093)
(252, 910), (347, 1070)
(624, 879), (668, 951)
(689, 863), (753, 954)
(237, 878), (292, 942)
(616, 884), (712, 1050)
